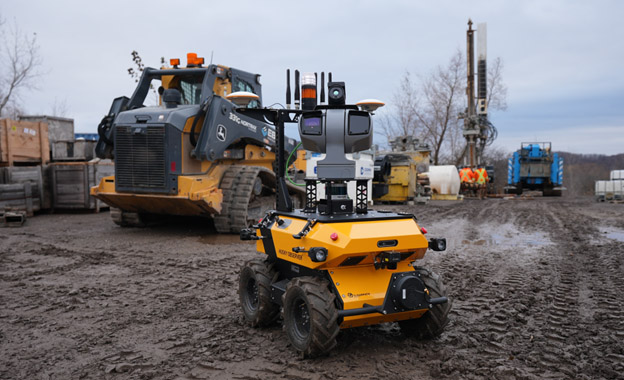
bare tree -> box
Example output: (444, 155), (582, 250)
(127, 50), (158, 104)
(417, 50), (465, 164)
(0, 17), (42, 118)
(127, 50), (146, 83)
(381, 50), (465, 164)
(382, 50), (507, 165)
(487, 57), (507, 111)
(50, 97), (70, 117)
(378, 71), (420, 139)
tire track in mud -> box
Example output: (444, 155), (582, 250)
(523, 201), (624, 379)
(408, 198), (624, 379)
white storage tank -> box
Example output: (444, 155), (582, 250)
(610, 170), (624, 180)
(594, 181), (607, 201)
(595, 180), (607, 201)
(613, 180), (624, 200)
(426, 165), (461, 196)
(606, 180), (616, 199)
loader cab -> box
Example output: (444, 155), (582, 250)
(95, 56), (267, 160)
(127, 65), (263, 110)
(206, 65), (263, 109)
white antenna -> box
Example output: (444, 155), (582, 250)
(210, 51), (214, 65)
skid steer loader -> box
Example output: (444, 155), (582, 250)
(91, 53), (305, 232)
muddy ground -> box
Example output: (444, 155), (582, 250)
(1, 196), (623, 379)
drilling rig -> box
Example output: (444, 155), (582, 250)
(458, 20), (498, 196)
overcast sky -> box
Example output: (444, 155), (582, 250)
(3, 0), (623, 155)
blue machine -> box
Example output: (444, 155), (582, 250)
(75, 133), (99, 141)
(506, 142), (563, 196)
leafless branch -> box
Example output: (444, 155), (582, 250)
(487, 57), (508, 111)
(382, 50), (507, 165)
(0, 19), (43, 117)
(50, 97), (70, 117)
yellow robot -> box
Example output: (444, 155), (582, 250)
(238, 74), (450, 357)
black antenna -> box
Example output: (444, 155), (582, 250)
(320, 72), (325, 103)
(294, 70), (300, 109)
(315, 72), (318, 103)
(286, 69), (291, 109)
(328, 72), (333, 83)
(275, 110), (293, 212)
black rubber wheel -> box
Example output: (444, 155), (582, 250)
(282, 277), (340, 358)
(239, 258), (280, 327)
(398, 268), (451, 339)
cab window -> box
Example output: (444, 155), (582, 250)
(179, 78), (202, 105)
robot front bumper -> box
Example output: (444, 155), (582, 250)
(244, 211), (448, 328)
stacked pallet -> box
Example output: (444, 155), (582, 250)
(0, 166), (49, 213)
(49, 160), (113, 212)
(0, 182), (34, 216)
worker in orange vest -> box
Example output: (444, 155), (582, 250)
(459, 167), (475, 183)
(474, 166), (489, 199)
(474, 166), (488, 185)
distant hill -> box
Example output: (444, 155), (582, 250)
(560, 152), (624, 196)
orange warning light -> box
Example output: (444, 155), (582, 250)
(186, 53), (205, 66)
(302, 88), (316, 99)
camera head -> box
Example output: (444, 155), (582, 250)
(327, 82), (346, 106)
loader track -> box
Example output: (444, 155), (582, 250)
(213, 166), (274, 234)
(214, 165), (305, 234)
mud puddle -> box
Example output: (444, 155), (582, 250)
(598, 226), (624, 242)
(449, 222), (552, 248)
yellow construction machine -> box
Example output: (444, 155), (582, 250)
(372, 136), (431, 204)
(91, 53), (305, 232)
(238, 75), (450, 357)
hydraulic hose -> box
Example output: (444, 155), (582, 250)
(190, 97), (212, 148)
(189, 109), (203, 148)
(286, 142), (305, 187)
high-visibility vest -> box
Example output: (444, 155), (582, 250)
(460, 168), (474, 183)
(475, 168), (488, 184)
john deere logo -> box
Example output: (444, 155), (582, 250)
(216, 125), (227, 142)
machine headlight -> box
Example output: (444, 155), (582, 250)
(309, 247), (328, 262)
(428, 238), (447, 251)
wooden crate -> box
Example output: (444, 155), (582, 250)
(0, 119), (50, 165)
(51, 140), (96, 161)
(50, 161), (114, 211)
(18, 115), (74, 143)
